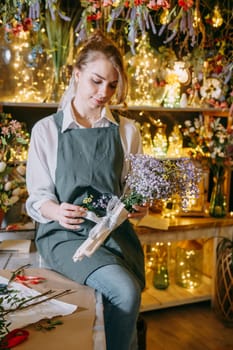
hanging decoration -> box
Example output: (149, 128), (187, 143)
(0, 1), (232, 106)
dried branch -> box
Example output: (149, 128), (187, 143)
(2, 289), (75, 317)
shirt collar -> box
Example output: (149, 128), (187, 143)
(61, 103), (118, 132)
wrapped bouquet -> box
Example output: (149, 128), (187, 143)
(73, 154), (201, 261)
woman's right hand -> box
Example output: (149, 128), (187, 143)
(58, 202), (87, 229)
(40, 200), (87, 229)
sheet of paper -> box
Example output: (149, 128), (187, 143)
(131, 214), (169, 230)
(0, 239), (31, 253)
(0, 275), (77, 330)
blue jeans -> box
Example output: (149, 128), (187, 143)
(85, 264), (141, 350)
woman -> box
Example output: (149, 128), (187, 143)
(26, 30), (146, 350)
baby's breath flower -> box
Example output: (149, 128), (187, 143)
(4, 181), (12, 191)
(0, 162), (7, 173)
(124, 154), (201, 211)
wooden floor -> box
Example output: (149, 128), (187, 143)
(142, 301), (233, 350)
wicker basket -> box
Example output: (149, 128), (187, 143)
(213, 240), (233, 327)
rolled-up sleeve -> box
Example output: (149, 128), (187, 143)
(26, 117), (59, 223)
(119, 116), (143, 183)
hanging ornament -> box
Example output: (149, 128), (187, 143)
(212, 6), (223, 28)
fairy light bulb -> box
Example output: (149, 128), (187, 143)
(212, 6), (223, 27)
(193, 8), (200, 28)
(160, 9), (170, 24)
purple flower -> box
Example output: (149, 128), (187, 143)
(124, 154), (202, 210)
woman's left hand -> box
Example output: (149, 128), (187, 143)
(127, 203), (149, 219)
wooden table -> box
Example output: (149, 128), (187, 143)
(0, 268), (106, 350)
(134, 214), (233, 312)
(0, 224), (106, 350)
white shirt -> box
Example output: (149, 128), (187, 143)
(26, 103), (142, 223)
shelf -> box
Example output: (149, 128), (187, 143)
(135, 215), (233, 244)
(135, 215), (233, 311)
(141, 273), (212, 312)
(0, 101), (229, 114)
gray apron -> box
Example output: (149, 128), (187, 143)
(36, 111), (145, 290)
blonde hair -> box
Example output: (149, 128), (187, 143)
(59, 30), (128, 110)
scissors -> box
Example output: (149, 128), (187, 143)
(0, 329), (29, 349)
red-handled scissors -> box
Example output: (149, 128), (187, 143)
(14, 275), (46, 286)
(0, 329), (29, 349)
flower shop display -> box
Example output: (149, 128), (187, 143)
(0, 113), (29, 224)
(72, 154), (201, 261)
(183, 115), (233, 217)
(0, 1), (232, 107)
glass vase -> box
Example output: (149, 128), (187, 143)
(209, 167), (227, 218)
(152, 242), (170, 290)
(152, 120), (168, 158)
(175, 240), (203, 289)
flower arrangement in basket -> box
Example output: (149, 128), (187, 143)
(72, 154), (202, 261)
(0, 113), (30, 216)
(182, 115), (233, 217)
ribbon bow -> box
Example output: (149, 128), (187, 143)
(72, 196), (128, 262)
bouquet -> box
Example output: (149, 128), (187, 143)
(182, 115), (233, 217)
(182, 115), (233, 176)
(72, 154), (201, 261)
(0, 113), (29, 214)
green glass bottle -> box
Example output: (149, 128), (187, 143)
(152, 243), (170, 290)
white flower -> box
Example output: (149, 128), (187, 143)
(12, 188), (21, 196)
(8, 196), (19, 206)
(16, 164), (26, 176)
(0, 161), (7, 173)
(4, 181), (12, 191)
